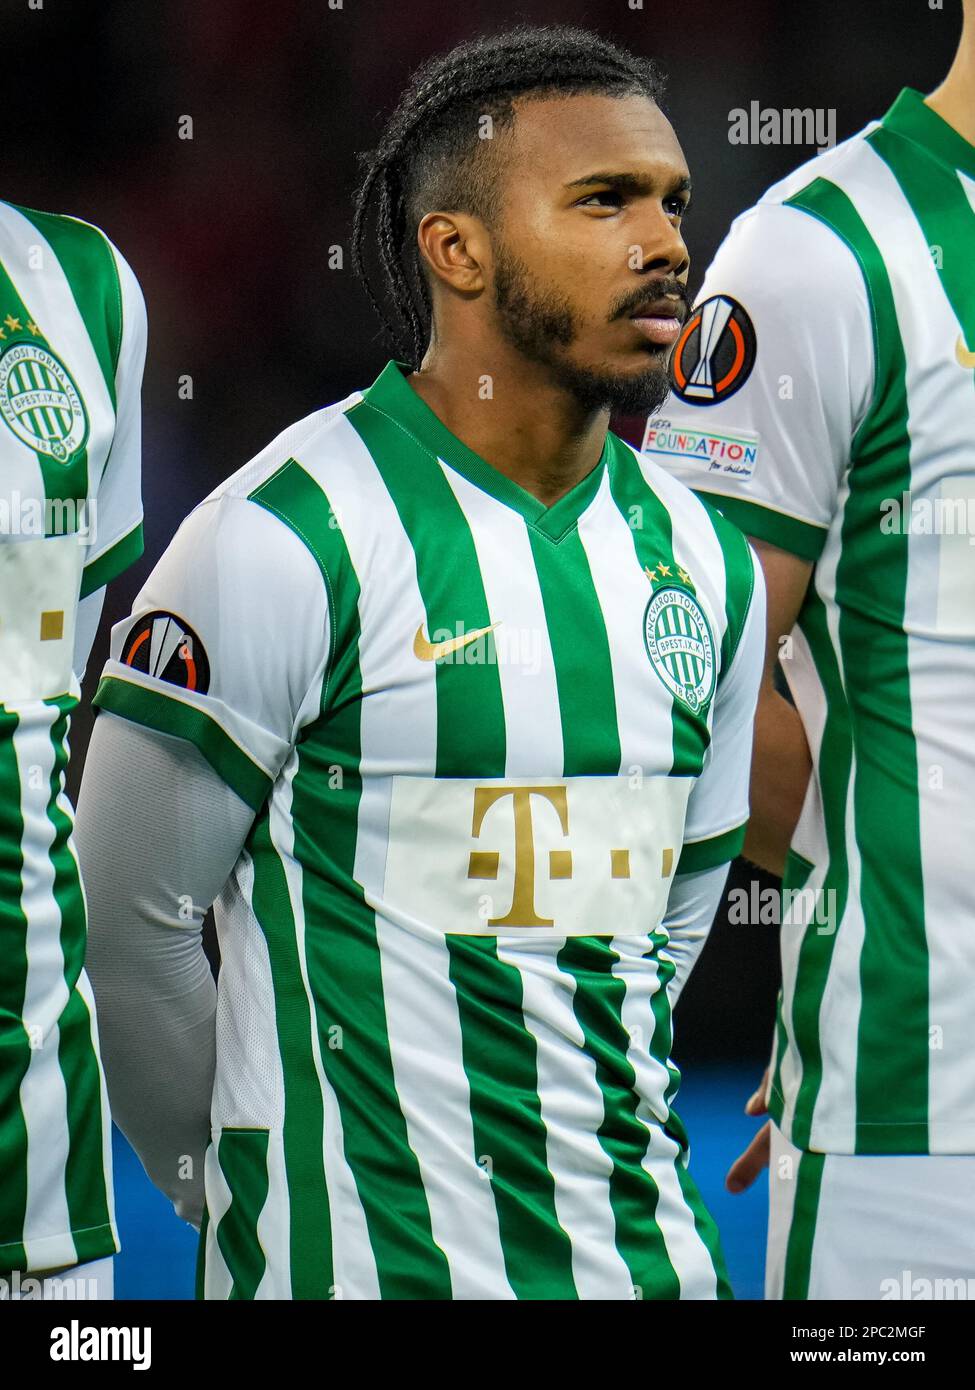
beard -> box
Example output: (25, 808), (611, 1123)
(492, 245), (675, 416)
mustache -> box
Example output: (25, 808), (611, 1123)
(610, 279), (690, 322)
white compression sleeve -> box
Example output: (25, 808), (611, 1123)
(74, 710), (255, 1228)
(660, 863), (731, 1006)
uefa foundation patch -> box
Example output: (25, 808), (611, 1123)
(642, 416), (760, 480)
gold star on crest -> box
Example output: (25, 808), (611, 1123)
(657, 561), (672, 577)
(644, 565), (657, 584)
(4, 314), (21, 333)
(678, 566), (691, 585)
(26, 320), (41, 336)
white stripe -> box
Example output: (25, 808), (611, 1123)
(578, 485), (676, 777)
(438, 459), (564, 776)
(0, 202), (115, 468)
(497, 938), (635, 1298)
(13, 706), (76, 1267)
(613, 937), (720, 1298)
(775, 621), (830, 1124)
(302, 419), (511, 1295)
(807, 479), (863, 1152)
(814, 140), (975, 1148)
(271, 747), (381, 1299)
(202, 1144), (234, 1299)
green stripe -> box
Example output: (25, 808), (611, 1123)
(80, 519), (143, 597)
(91, 675), (272, 812)
(608, 438), (711, 775)
(561, 935), (691, 1299)
(213, 1129), (271, 1300)
(676, 822), (746, 875)
(447, 937), (577, 1297)
(11, 204), (122, 403)
(781, 1147), (825, 1300)
(346, 399), (505, 774)
(787, 176), (928, 1150)
(672, 1159), (733, 1299)
(0, 708), (29, 1271)
(769, 590), (851, 1147)
(647, 924), (731, 1297)
(0, 252), (89, 515)
(869, 123), (975, 354)
(47, 697), (114, 1258)
(251, 459), (452, 1298)
(345, 401), (578, 1295)
(527, 526), (619, 775)
(693, 492), (828, 562)
(246, 816), (334, 1297)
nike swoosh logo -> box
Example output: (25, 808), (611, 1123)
(414, 622), (499, 661)
(956, 336), (975, 370)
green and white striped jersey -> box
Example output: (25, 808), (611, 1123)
(0, 200), (146, 1272)
(94, 359), (763, 1299)
(645, 88), (975, 1156)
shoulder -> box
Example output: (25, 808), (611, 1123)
(167, 394), (367, 587)
(708, 124), (887, 299)
(202, 391), (364, 509)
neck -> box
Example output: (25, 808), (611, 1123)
(926, 9), (975, 144)
(408, 335), (611, 509)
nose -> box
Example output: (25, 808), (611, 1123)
(634, 207), (689, 280)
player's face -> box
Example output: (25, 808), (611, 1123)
(489, 92), (691, 414)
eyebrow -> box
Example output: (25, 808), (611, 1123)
(564, 171), (692, 198)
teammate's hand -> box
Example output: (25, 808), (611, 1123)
(726, 1068), (771, 1194)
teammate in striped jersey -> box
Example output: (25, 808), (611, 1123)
(75, 27), (764, 1299)
(0, 201), (146, 1295)
(644, 1), (975, 1299)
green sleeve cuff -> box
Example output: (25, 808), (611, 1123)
(92, 673), (271, 812)
(81, 520), (144, 597)
(677, 821), (747, 874)
(693, 492), (827, 562)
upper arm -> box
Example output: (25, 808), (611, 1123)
(749, 538), (813, 688)
(91, 492), (331, 810)
(643, 200), (869, 563)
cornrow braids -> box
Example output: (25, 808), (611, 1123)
(352, 25), (665, 366)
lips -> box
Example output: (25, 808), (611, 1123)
(628, 298), (685, 347)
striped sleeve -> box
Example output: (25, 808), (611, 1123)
(91, 493), (330, 810)
(677, 544), (765, 873)
(81, 235), (147, 595)
(642, 201), (873, 561)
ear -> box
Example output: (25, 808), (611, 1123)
(416, 211), (489, 295)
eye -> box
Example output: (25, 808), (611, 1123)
(664, 196), (690, 219)
(576, 190), (626, 210)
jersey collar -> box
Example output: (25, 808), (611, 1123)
(882, 86), (975, 180)
(362, 360), (610, 541)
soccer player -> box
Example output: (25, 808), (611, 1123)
(75, 26), (764, 1300)
(643, 1), (975, 1299)
(0, 200), (146, 1298)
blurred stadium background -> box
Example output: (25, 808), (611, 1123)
(2, 0), (959, 1298)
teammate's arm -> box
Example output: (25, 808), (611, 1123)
(741, 540), (813, 876)
(662, 535), (766, 998)
(75, 716), (253, 1227)
(76, 491), (331, 1224)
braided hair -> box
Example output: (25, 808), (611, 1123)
(352, 25), (665, 366)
